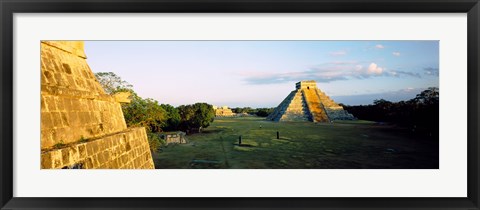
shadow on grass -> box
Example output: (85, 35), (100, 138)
(200, 129), (225, 134)
(233, 143), (255, 147)
(190, 159), (223, 169)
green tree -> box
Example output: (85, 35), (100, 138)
(94, 72), (133, 95)
(94, 72), (170, 153)
(412, 87), (439, 105)
(192, 103), (215, 132)
(122, 93), (167, 133)
(147, 132), (165, 153)
(177, 103), (215, 133)
(160, 104), (181, 131)
(343, 87), (439, 140)
(256, 108), (275, 117)
(232, 107), (254, 114)
(373, 99), (393, 111)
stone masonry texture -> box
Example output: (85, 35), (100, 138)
(40, 41), (154, 169)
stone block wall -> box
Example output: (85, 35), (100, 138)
(40, 94), (127, 149)
(41, 128), (154, 169)
(41, 41), (128, 149)
(40, 41), (154, 169)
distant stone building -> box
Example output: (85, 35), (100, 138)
(267, 80), (355, 122)
(213, 105), (235, 117)
(160, 131), (187, 144)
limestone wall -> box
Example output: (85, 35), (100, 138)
(41, 41), (128, 149)
(40, 41), (154, 169)
(41, 128), (154, 169)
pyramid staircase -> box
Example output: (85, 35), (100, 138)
(302, 88), (329, 122)
(267, 81), (355, 122)
(267, 90), (311, 121)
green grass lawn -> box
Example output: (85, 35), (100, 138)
(153, 117), (439, 169)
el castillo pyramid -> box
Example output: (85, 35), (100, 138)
(267, 80), (355, 122)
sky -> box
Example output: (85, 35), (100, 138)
(84, 41), (439, 107)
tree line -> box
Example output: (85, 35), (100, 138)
(231, 107), (275, 117)
(94, 72), (215, 152)
(341, 87), (439, 140)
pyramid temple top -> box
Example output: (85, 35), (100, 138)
(295, 80), (318, 90)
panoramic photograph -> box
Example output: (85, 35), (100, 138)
(40, 40), (439, 169)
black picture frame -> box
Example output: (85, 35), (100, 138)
(1, 0), (479, 209)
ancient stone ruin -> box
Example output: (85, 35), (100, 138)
(267, 80), (355, 122)
(160, 131), (187, 145)
(213, 105), (235, 117)
(40, 41), (154, 169)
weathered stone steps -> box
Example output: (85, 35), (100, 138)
(302, 89), (329, 122)
(267, 80), (355, 122)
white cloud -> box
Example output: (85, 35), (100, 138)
(243, 62), (421, 85)
(329, 50), (347, 56)
(355, 65), (363, 71)
(388, 70), (421, 78)
(375, 44), (385, 49)
(424, 67), (439, 76)
(392, 52), (401, 56)
(367, 63), (383, 75)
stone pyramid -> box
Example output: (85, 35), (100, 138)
(213, 106), (235, 117)
(267, 80), (355, 122)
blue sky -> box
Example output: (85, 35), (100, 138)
(84, 41), (439, 107)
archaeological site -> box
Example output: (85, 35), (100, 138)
(37, 41), (438, 170)
(40, 41), (154, 169)
(213, 105), (235, 117)
(267, 80), (355, 122)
